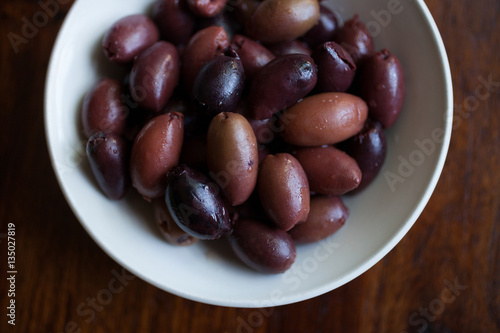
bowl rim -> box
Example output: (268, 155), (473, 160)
(44, 0), (453, 307)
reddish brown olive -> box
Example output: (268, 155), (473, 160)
(86, 132), (130, 200)
(293, 146), (361, 195)
(229, 219), (296, 273)
(312, 41), (356, 93)
(258, 153), (310, 231)
(334, 15), (374, 64)
(130, 112), (184, 200)
(181, 26), (229, 93)
(187, 0), (228, 18)
(359, 49), (406, 128)
(152, 0), (195, 45)
(153, 198), (199, 246)
(102, 14), (159, 65)
(231, 34), (275, 80)
(289, 196), (348, 243)
(129, 41), (180, 112)
(245, 0), (320, 44)
(82, 78), (128, 138)
(207, 112), (258, 206)
(280, 92), (368, 146)
(301, 4), (339, 48)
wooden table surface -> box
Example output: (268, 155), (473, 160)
(1, 0), (499, 332)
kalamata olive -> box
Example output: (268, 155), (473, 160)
(228, 219), (296, 273)
(358, 49), (405, 128)
(82, 78), (128, 138)
(207, 112), (258, 206)
(233, 0), (260, 24)
(340, 120), (387, 193)
(130, 112), (184, 200)
(266, 40), (312, 57)
(312, 41), (356, 92)
(102, 14), (159, 65)
(165, 165), (232, 240)
(280, 92), (368, 146)
(231, 34), (275, 80)
(153, 198), (199, 246)
(152, 0), (195, 45)
(300, 5), (339, 48)
(245, 0), (320, 44)
(86, 132), (130, 200)
(258, 153), (310, 231)
(193, 49), (245, 116)
(129, 41), (180, 112)
(289, 196), (348, 243)
(249, 54), (318, 120)
(187, 0), (227, 18)
(293, 146), (361, 195)
(334, 15), (374, 65)
(181, 26), (229, 92)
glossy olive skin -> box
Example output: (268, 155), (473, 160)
(130, 112), (184, 200)
(129, 41), (180, 112)
(153, 198), (199, 246)
(187, 0), (227, 18)
(207, 112), (258, 206)
(165, 165), (232, 240)
(258, 153), (310, 231)
(289, 196), (348, 243)
(82, 78), (128, 138)
(280, 92), (368, 146)
(86, 132), (130, 200)
(293, 146), (361, 195)
(359, 49), (405, 128)
(229, 219), (296, 273)
(334, 15), (374, 65)
(249, 54), (318, 120)
(181, 26), (229, 92)
(231, 34), (275, 80)
(301, 5), (339, 48)
(340, 120), (387, 194)
(193, 49), (245, 116)
(152, 0), (195, 45)
(102, 14), (159, 65)
(245, 0), (320, 44)
(312, 41), (356, 92)
(266, 40), (312, 57)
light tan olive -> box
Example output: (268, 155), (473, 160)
(258, 153), (310, 231)
(289, 196), (348, 243)
(293, 146), (361, 195)
(280, 92), (368, 146)
(245, 0), (320, 44)
(152, 198), (198, 246)
(207, 112), (258, 206)
(130, 112), (184, 200)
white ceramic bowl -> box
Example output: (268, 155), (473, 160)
(45, 0), (452, 307)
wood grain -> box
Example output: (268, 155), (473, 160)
(0, 0), (499, 332)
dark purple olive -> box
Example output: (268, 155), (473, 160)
(266, 40), (311, 57)
(152, 0), (196, 45)
(300, 5), (339, 48)
(228, 219), (296, 273)
(193, 48), (245, 117)
(312, 41), (356, 92)
(233, 0), (260, 24)
(165, 165), (232, 240)
(82, 78), (128, 138)
(334, 15), (374, 65)
(196, 10), (243, 39)
(86, 132), (130, 200)
(231, 34), (275, 80)
(289, 196), (348, 243)
(153, 198), (199, 246)
(358, 49), (405, 128)
(249, 54), (318, 120)
(187, 0), (228, 18)
(129, 41), (180, 112)
(102, 14), (159, 65)
(340, 120), (387, 193)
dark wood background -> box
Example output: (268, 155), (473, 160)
(1, 0), (499, 332)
